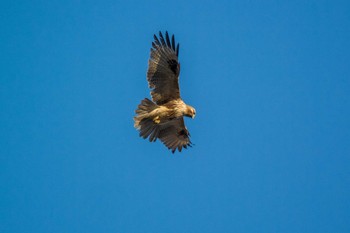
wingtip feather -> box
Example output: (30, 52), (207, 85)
(171, 35), (175, 51)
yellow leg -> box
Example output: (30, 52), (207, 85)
(153, 116), (160, 124)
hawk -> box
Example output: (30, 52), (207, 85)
(134, 31), (196, 153)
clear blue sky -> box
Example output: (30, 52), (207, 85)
(1, 1), (349, 232)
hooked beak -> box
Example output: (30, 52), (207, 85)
(192, 115), (195, 119)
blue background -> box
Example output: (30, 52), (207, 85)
(1, 1), (349, 232)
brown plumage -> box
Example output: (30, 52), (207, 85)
(134, 31), (196, 153)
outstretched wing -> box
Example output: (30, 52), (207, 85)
(158, 118), (192, 153)
(136, 113), (192, 153)
(147, 31), (181, 105)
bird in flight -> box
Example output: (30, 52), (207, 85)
(134, 31), (196, 153)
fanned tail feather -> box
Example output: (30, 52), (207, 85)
(134, 98), (159, 142)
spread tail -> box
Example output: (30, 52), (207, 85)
(133, 98), (159, 141)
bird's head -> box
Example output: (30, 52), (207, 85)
(184, 105), (196, 119)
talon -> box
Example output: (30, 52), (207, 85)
(153, 116), (160, 124)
